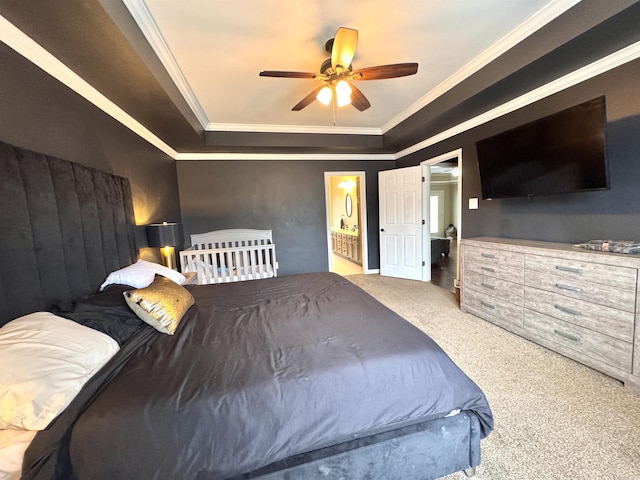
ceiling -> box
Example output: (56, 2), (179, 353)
(125, 0), (554, 133)
(1, 0), (639, 158)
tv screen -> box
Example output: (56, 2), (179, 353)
(475, 96), (609, 199)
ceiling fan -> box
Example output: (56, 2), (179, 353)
(259, 27), (418, 112)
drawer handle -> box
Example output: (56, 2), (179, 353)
(481, 266), (496, 273)
(555, 283), (582, 293)
(481, 282), (496, 290)
(556, 265), (582, 274)
(553, 329), (579, 342)
(481, 253), (496, 259)
(480, 301), (495, 310)
(554, 304), (581, 316)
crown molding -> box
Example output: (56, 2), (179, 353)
(4, 7), (639, 163)
(175, 152), (395, 161)
(122, 0), (210, 128)
(0, 13), (178, 159)
(207, 122), (382, 136)
(381, 0), (581, 133)
(396, 40), (640, 159)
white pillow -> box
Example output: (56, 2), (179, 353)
(0, 312), (120, 431)
(100, 259), (185, 291)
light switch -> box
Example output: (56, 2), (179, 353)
(469, 198), (479, 209)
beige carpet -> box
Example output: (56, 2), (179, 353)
(346, 274), (640, 480)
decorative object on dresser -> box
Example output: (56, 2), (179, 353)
(146, 222), (183, 269)
(179, 228), (278, 284)
(461, 237), (640, 392)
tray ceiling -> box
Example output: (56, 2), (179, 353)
(125, 0), (558, 134)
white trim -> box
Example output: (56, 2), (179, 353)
(381, 0), (580, 133)
(207, 122), (381, 136)
(397, 41), (640, 159)
(122, 0), (210, 128)
(175, 152), (395, 161)
(430, 180), (459, 185)
(421, 148), (463, 167)
(0, 13), (178, 159)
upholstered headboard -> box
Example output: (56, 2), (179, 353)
(0, 141), (138, 325)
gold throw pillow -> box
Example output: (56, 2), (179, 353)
(124, 274), (194, 335)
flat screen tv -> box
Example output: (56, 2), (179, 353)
(475, 96), (609, 200)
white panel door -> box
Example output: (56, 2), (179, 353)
(379, 166), (423, 280)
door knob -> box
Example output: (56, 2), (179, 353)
(380, 228), (385, 232)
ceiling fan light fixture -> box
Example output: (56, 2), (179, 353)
(260, 26), (417, 112)
(317, 86), (332, 105)
(336, 80), (352, 107)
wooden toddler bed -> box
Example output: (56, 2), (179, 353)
(180, 228), (279, 284)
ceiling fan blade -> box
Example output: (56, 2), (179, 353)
(350, 84), (371, 111)
(351, 63), (418, 80)
(331, 27), (358, 70)
(259, 70), (317, 79)
(292, 86), (324, 111)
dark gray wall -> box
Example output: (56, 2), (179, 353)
(176, 160), (395, 274)
(398, 58), (640, 244)
(0, 42), (182, 260)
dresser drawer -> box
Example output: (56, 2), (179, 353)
(524, 310), (633, 372)
(524, 287), (634, 342)
(464, 270), (524, 306)
(525, 254), (637, 291)
(464, 246), (524, 283)
(464, 287), (523, 328)
(525, 269), (636, 313)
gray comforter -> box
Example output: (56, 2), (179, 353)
(24, 272), (492, 479)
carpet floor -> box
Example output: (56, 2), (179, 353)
(346, 274), (640, 480)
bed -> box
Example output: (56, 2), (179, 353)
(0, 141), (493, 480)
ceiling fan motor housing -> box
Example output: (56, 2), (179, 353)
(320, 58), (333, 74)
(324, 38), (334, 54)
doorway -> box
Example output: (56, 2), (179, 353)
(378, 149), (462, 285)
(324, 172), (369, 276)
(422, 149), (462, 292)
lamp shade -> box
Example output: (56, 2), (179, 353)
(316, 86), (332, 105)
(146, 222), (183, 248)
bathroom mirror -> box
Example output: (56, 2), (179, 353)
(345, 193), (353, 217)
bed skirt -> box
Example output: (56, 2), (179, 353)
(240, 411), (481, 480)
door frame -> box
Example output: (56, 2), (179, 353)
(420, 148), (463, 282)
(324, 171), (370, 274)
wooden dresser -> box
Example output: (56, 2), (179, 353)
(461, 237), (640, 391)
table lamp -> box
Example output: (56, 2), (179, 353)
(146, 222), (182, 269)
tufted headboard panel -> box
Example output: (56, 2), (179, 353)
(0, 141), (138, 325)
